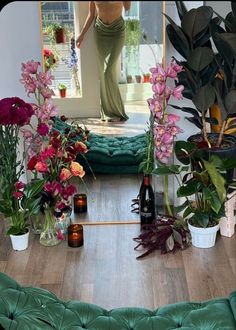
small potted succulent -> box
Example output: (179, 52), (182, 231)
(58, 83), (67, 98)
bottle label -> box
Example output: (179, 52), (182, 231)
(140, 212), (152, 217)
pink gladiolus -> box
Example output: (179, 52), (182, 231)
(172, 85), (184, 100)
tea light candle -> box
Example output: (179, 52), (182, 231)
(68, 224), (83, 247)
(73, 193), (87, 213)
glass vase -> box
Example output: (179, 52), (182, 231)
(54, 206), (72, 240)
(39, 208), (61, 247)
(30, 212), (44, 234)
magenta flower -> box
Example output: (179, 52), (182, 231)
(37, 123), (49, 136)
(0, 97), (34, 126)
(167, 113), (181, 123)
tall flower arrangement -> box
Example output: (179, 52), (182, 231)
(146, 60), (184, 216)
(0, 97), (46, 234)
(20, 60), (88, 213)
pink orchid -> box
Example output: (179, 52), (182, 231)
(167, 114), (181, 123)
(21, 60), (40, 74)
(172, 85), (184, 100)
(40, 87), (55, 99)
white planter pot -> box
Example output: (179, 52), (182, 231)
(188, 223), (219, 248)
(10, 231), (29, 251)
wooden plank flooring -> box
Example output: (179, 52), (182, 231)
(0, 102), (235, 310)
(0, 222), (235, 310)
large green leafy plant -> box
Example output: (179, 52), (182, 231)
(165, 1), (236, 148)
(153, 141), (227, 228)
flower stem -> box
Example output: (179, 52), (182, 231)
(164, 175), (173, 217)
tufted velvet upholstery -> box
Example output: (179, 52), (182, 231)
(0, 272), (235, 330)
(53, 117), (146, 174)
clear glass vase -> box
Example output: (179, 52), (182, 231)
(54, 206), (72, 240)
(39, 208), (61, 247)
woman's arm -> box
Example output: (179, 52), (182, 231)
(76, 1), (96, 48)
(123, 1), (131, 11)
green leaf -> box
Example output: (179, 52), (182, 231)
(191, 212), (209, 228)
(192, 84), (215, 112)
(188, 47), (214, 72)
(183, 206), (193, 219)
(225, 90), (236, 114)
(175, 1), (188, 21)
(177, 180), (201, 197)
(175, 200), (189, 213)
(164, 14), (190, 58)
(202, 159), (226, 203)
(210, 191), (222, 214)
(181, 6), (213, 38)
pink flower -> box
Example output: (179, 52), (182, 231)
(167, 114), (180, 123)
(59, 168), (72, 181)
(13, 191), (24, 199)
(35, 161), (48, 173)
(172, 85), (184, 100)
(40, 146), (56, 161)
(14, 181), (25, 190)
(152, 82), (165, 95)
(21, 60), (40, 74)
(162, 132), (173, 144)
(40, 87), (55, 99)
(70, 161), (85, 178)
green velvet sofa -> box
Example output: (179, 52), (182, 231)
(0, 272), (235, 329)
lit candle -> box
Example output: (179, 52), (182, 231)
(68, 224), (83, 247)
(73, 193), (87, 213)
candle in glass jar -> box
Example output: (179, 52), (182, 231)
(73, 193), (87, 213)
(68, 224), (83, 247)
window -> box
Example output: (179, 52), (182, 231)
(41, 1), (81, 97)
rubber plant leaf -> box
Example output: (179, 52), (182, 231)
(181, 6), (213, 39)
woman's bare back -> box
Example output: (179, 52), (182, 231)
(94, 1), (124, 24)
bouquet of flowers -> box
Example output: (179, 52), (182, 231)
(43, 48), (59, 71)
(20, 60), (89, 241)
(0, 96), (46, 235)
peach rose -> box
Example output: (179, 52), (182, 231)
(70, 161), (85, 178)
(35, 161), (48, 173)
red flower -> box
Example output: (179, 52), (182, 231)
(27, 156), (38, 170)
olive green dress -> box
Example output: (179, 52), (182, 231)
(94, 16), (129, 121)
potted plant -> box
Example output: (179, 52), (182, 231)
(165, 2), (236, 153)
(46, 22), (66, 44)
(58, 83), (67, 98)
(0, 179), (45, 251)
(125, 18), (142, 78)
(153, 140), (227, 248)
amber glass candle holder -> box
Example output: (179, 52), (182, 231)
(73, 193), (87, 213)
(68, 224), (84, 248)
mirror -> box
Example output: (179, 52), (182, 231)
(39, 1), (166, 224)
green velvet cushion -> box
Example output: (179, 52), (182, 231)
(53, 117), (147, 174)
(0, 272), (236, 330)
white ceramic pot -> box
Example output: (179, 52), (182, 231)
(188, 223), (220, 248)
(10, 231), (29, 251)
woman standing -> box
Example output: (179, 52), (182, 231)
(76, 1), (131, 121)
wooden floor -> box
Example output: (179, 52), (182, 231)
(0, 102), (235, 310)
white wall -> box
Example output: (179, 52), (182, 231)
(0, 1), (100, 118)
(0, 1), (41, 100)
